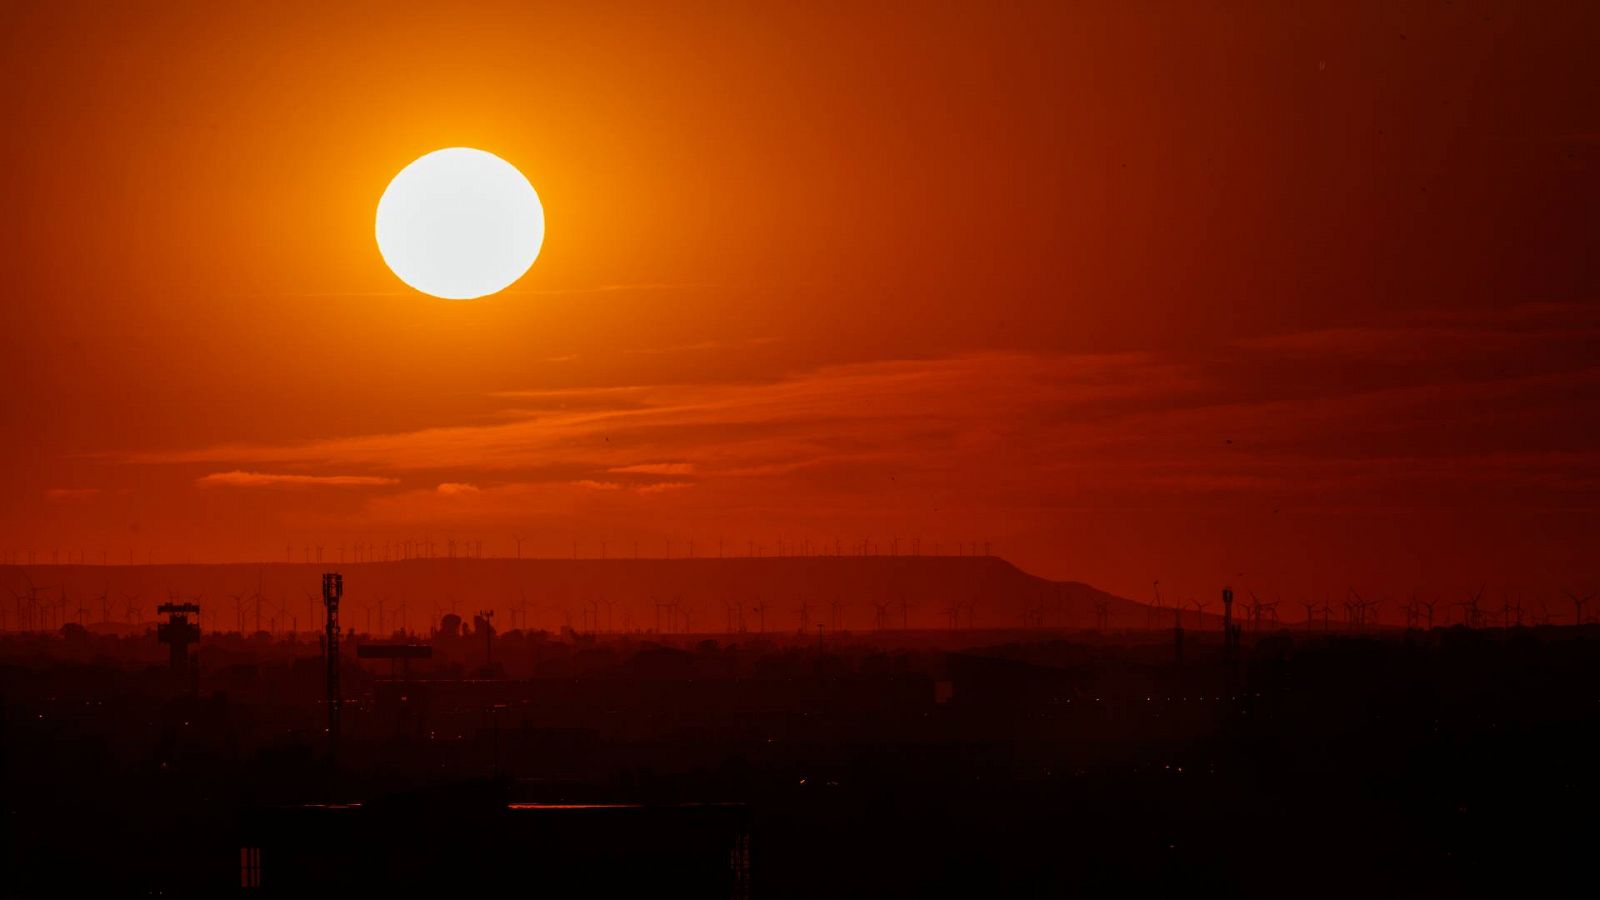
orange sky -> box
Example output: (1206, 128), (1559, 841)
(2, 1), (1597, 604)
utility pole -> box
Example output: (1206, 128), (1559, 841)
(1222, 587), (1237, 654)
(323, 573), (343, 770)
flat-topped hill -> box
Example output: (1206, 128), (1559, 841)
(4, 556), (1167, 635)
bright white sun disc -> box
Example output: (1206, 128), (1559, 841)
(375, 148), (545, 300)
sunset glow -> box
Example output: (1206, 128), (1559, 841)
(4, 4), (1598, 896)
(0, 0), (1596, 603)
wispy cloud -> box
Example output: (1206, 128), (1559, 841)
(196, 471), (399, 488)
(44, 488), (100, 502)
(126, 303), (1600, 521)
(635, 481), (694, 494)
(609, 462), (695, 475)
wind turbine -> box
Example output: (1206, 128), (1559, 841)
(1093, 600), (1110, 632)
(1362, 595), (1382, 629)
(1566, 590), (1592, 626)
(1245, 590), (1264, 632)
(53, 588), (69, 630)
(1346, 588), (1366, 631)
(1261, 598), (1281, 625)
(1020, 596), (1040, 629)
(252, 580), (267, 634)
(872, 600), (890, 631)
(122, 593), (142, 627)
(26, 574), (58, 630)
(1456, 586), (1486, 628)
(1420, 597), (1439, 630)
(275, 595), (296, 635)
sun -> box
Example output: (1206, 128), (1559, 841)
(375, 148), (545, 300)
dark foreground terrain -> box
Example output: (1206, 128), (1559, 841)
(3, 616), (1597, 897)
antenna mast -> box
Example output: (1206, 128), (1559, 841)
(322, 572), (343, 766)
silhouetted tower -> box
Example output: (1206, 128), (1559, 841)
(1220, 586), (1241, 696)
(322, 572), (343, 763)
(477, 609), (495, 666)
(156, 601), (201, 677)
